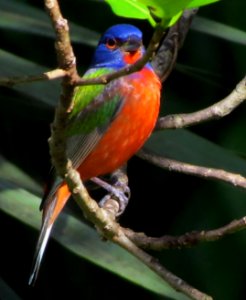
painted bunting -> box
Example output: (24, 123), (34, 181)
(29, 24), (161, 284)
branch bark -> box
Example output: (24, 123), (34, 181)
(152, 8), (198, 82)
(156, 76), (246, 130)
(138, 148), (246, 189)
(123, 217), (246, 250)
(0, 68), (67, 87)
(44, 0), (77, 175)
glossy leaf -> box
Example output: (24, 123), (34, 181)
(105, 0), (156, 26)
(187, 0), (220, 8)
(105, 0), (220, 27)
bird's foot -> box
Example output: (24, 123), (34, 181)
(90, 176), (131, 216)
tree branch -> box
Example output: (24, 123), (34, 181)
(152, 8), (198, 82)
(156, 76), (246, 129)
(0, 68), (67, 87)
(138, 148), (246, 189)
(123, 217), (246, 251)
(44, 0), (77, 174)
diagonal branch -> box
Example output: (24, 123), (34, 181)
(156, 76), (246, 130)
(123, 217), (246, 250)
(138, 148), (246, 189)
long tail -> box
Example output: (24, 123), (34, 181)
(28, 219), (54, 285)
(29, 183), (70, 285)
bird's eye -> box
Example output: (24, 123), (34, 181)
(105, 38), (117, 49)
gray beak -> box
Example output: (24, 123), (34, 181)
(123, 39), (142, 52)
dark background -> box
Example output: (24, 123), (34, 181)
(0, 0), (246, 299)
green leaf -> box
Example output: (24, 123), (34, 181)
(105, 0), (220, 27)
(140, 0), (191, 18)
(187, 0), (220, 8)
(105, 0), (156, 26)
(0, 156), (189, 300)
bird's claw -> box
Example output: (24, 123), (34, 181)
(99, 184), (130, 216)
(91, 176), (131, 216)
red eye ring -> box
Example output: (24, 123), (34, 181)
(106, 38), (117, 49)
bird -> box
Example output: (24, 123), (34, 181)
(29, 24), (161, 285)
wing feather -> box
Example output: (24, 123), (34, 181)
(66, 81), (124, 169)
(41, 68), (126, 209)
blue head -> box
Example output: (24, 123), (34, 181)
(91, 24), (145, 69)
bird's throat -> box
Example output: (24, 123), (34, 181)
(123, 49), (142, 64)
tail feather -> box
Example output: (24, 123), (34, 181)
(29, 183), (71, 285)
(28, 223), (53, 286)
(29, 193), (58, 286)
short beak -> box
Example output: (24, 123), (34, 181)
(123, 39), (142, 53)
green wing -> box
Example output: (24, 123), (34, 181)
(65, 68), (124, 170)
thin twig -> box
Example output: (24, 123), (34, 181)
(156, 76), (246, 129)
(123, 217), (246, 250)
(0, 68), (67, 87)
(138, 149), (246, 189)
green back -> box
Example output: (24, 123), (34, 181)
(66, 68), (121, 136)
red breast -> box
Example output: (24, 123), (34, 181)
(78, 67), (161, 180)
